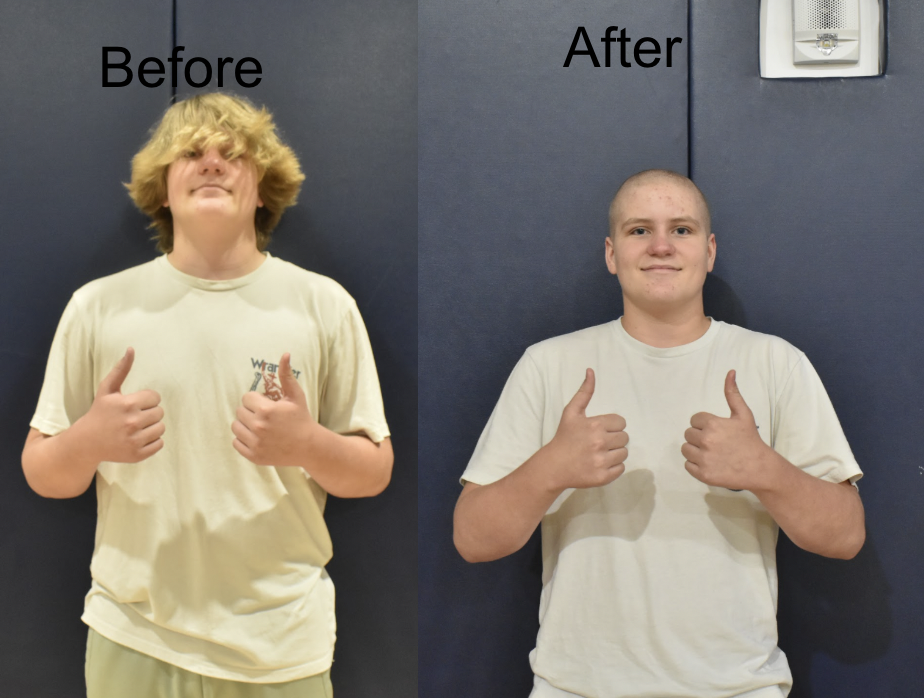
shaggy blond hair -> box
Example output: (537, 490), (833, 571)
(127, 92), (305, 253)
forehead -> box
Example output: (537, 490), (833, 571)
(614, 178), (706, 225)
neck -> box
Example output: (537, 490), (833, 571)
(619, 297), (711, 348)
(168, 220), (266, 280)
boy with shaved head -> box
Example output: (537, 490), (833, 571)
(454, 169), (864, 697)
(23, 93), (392, 697)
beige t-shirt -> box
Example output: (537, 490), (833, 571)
(31, 254), (389, 683)
(462, 319), (862, 698)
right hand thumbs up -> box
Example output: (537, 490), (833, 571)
(564, 367), (596, 416)
(549, 368), (628, 491)
(98, 347), (136, 395)
(83, 348), (165, 464)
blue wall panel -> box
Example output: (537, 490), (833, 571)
(0, 2), (172, 696)
(175, 2), (418, 696)
(419, 1), (689, 695)
(691, 1), (922, 696)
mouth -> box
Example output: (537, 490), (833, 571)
(642, 265), (680, 272)
(194, 184), (228, 193)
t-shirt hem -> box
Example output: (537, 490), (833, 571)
(357, 425), (391, 444)
(28, 418), (68, 437)
(82, 613), (333, 684)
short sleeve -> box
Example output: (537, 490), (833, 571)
(30, 296), (96, 437)
(318, 301), (390, 443)
(772, 354), (863, 485)
(461, 350), (547, 486)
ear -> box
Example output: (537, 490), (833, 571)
(605, 235), (619, 276)
(706, 232), (716, 272)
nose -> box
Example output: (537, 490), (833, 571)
(198, 148), (227, 174)
(647, 229), (674, 256)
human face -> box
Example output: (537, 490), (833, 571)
(163, 145), (263, 229)
(605, 179), (716, 315)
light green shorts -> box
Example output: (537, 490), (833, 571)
(85, 627), (333, 698)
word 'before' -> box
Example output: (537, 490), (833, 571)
(103, 46), (262, 88)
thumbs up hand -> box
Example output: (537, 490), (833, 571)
(83, 348), (165, 463)
(682, 370), (770, 491)
(545, 368), (629, 491)
(232, 353), (316, 466)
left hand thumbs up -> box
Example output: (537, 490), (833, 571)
(232, 353), (317, 466)
(278, 352), (307, 408)
(723, 369), (753, 421)
(681, 370), (770, 491)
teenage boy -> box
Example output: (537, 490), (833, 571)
(23, 93), (392, 697)
(454, 169), (864, 698)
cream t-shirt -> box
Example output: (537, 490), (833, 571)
(31, 254), (389, 683)
(462, 319), (862, 698)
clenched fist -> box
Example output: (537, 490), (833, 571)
(232, 353), (315, 466)
(545, 368), (629, 491)
(83, 348), (165, 463)
(681, 370), (771, 491)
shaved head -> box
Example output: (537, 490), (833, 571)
(609, 170), (711, 237)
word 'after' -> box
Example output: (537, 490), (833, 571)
(564, 27), (683, 68)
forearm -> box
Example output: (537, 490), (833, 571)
(453, 445), (564, 563)
(752, 450), (865, 559)
(21, 424), (102, 499)
(298, 427), (393, 498)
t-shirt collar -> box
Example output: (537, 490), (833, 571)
(612, 316), (721, 358)
(157, 252), (274, 291)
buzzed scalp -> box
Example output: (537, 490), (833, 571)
(608, 169), (711, 236)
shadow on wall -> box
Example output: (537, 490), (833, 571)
(703, 273), (748, 328)
(777, 530), (892, 697)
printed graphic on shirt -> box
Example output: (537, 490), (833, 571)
(249, 357), (302, 402)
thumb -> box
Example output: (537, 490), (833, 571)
(98, 347), (134, 395)
(724, 369), (751, 420)
(567, 368), (595, 416)
(279, 353), (306, 406)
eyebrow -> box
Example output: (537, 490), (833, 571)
(621, 217), (702, 228)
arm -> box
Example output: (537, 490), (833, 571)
(453, 368), (628, 563)
(454, 445), (568, 563)
(23, 425), (106, 499)
(750, 453), (864, 559)
(232, 353), (393, 498)
(682, 370), (865, 560)
(299, 430), (393, 498)
(22, 348), (165, 499)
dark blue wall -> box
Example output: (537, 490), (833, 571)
(419, 1), (689, 695)
(0, 1), (416, 696)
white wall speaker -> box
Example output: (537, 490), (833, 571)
(793, 0), (860, 64)
(760, 0), (883, 78)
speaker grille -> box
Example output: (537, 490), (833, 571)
(794, 0), (859, 31)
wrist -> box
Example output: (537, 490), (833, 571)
(295, 419), (324, 470)
(530, 440), (568, 497)
(749, 445), (789, 497)
(68, 413), (106, 467)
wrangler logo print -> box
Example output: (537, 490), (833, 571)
(249, 357), (302, 402)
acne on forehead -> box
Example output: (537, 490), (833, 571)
(612, 178), (709, 229)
